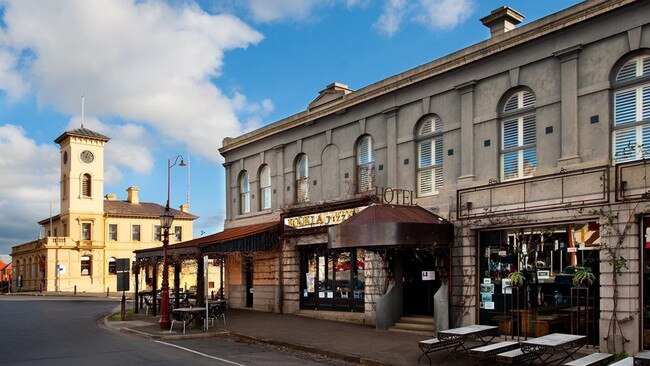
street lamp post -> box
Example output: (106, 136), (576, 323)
(159, 155), (186, 330)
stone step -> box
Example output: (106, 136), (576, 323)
(399, 316), (434, 325)
(388, 327), (435, 336)
(392, 321), (435, 332)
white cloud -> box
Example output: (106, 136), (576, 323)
(0, 124), (59, 253)
(375, 0), (475, 36)
(246, 0), (323, 22)
(415, 0), (476, 30)
(0, 0), (265, 163)
(373, 0), (407, 36)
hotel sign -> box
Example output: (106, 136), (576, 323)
(284, 207), (367, 229)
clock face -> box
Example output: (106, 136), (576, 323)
(80, 150), (94, 163)
(63, 151), (68, 164)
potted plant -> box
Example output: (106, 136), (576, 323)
(508, 271), (525, 287)
(572, 266), (596, 287)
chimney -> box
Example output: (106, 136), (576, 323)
(480, 7), (524, 37)
(126, 186), (140, 204)
(105, 193), (118, 201)
(179, 204), (189, 213)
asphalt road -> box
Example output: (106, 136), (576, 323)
(0, 297), (351, 366)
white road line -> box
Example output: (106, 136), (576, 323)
(154, 340), (249, 366)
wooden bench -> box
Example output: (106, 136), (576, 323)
(495, 348), (538, 364)
(564, 353), (613, 366)
(418, 337), (461, 365)
(468, 341), (519, 361)
(608, 357), (633, 366)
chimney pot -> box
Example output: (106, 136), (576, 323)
(480, 6), (524, 37)
(126, 186), (140, 204)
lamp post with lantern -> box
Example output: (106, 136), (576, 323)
(159, 155), (186, 330)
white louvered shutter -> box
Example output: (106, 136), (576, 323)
(357, 136), (375, 192)
(260, 165), (271, 210)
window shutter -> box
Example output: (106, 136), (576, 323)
(643, 125), (650, 159)
(641, 85), (650, 120)
(616, 59), (637, 82)
(419, 118), (433, 135)
(419, 140), (432, 168)
(614, 89), (637, 125)
(523, 115), (536, 145)
(504, 95), (519, 113)
(523, 148), (537, 177)
(643, 56), (650, 76)
(503, 120), (518, 149)
(296, 155), (309, 202)
(418, 169), (433, 195)
(613, 128), (637, 163)
(522, 90), (535, 108)
(502, 151), (519, 180)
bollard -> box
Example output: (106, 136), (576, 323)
(107, 287), (110, 297)
(74, 285), (77, 295)
(211, 290), (214, 300)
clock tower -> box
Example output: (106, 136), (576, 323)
(54, 127), (110, 232)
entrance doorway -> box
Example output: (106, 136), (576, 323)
(245, 257), (253, 308)
(643, 217), (650, 349)
(402, 250), (440, 315)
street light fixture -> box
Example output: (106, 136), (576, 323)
(159, 155), (186, 330)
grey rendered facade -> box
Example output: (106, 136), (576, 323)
(219, 0), (650, 353)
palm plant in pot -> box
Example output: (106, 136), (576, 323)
(508, 271), (526, 287)
(572, 266), (596, 287)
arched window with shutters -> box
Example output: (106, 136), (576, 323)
(416, 115), (443, 196)
(356, 135), (375, 193)
(611, 53), (650, 163)
(81, 173), (92, 197)
(500, 89), (537, 181)
(239, 171), (250, 214)
(259, 164), (271, 210)
(296, 154), (309, 202)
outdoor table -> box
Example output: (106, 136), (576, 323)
(635, 350), (650, 366)
(520, 333), (586, 365)
(172, 307), (206, 328)
(437, 324), (499, 353)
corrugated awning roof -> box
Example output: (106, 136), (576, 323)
(135, 221), (280, 259)
(328, 204), (453, 249)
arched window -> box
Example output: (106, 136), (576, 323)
(500, 89), (537, 181)
(296, 154), (309, 203)
(356, 135), (375, 193)
(82, 173), (92, 197)
(108, 257), (117, 275)
(259, 165), (271, 210)
(81, 255), (92, 276)
(612, 53), (650, 163)
(239, 171), (250, 214)
(416, 115), (443, 196)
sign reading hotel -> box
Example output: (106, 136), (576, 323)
(284, 207), (367, 229)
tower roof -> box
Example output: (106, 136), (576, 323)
(54, 127), (110, 144)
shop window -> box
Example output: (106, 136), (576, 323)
(108, 224), (117, 241)
(500, 89), (537, 181)
(478, 223), (600, 340)
(81, 255), (92, 276)
(174, 226), (182, 242)
(416, 115), (443, 196)
(82, 173), (92, 197)
(132, 225), (140, 241)
(296, 154), (309, 203)
(356, 135), (375, 193)
(300, 246), (364, 312)
(259, 164), (271, 210)
(239, 170), (250, 214)
(108, 257), (117, 275)
(612, 54), (650, 163)
(81, 222), (91, 240)
(154, 225), (161, 241)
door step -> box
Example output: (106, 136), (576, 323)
(389, 315), (435, 336)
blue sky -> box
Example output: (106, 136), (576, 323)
(0, 0), (581, 254)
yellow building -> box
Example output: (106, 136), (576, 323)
(11, 126), (196, 294)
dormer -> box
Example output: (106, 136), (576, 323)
(308, 82), (353, 112)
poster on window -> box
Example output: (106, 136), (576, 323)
(306, 273), (315, 293)
(479, 283), (494, 294)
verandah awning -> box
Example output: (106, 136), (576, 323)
(327, 204), (453, 249)
(134, 221), (281, 260)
